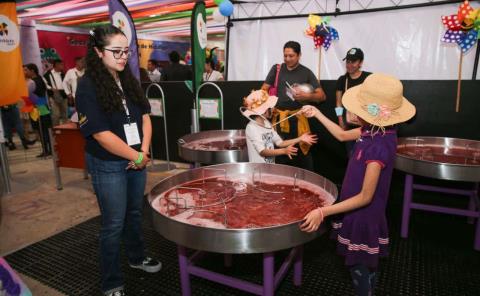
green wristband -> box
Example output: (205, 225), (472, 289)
(134, 152), (143, 165)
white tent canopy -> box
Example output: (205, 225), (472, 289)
(227, 1), (479, 80)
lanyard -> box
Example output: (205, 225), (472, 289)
(117, 80), (132, 124)
(122, 98), (132, 124)
(205, 71), (212, 81)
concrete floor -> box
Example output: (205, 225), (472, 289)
(0, 136), (188, 295)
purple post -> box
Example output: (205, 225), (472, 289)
(293, 246), (303, 286)
(401, 174), (413, 238)
(224, 254), (232, 267)
(263, 252), (275, 296)
(178, 246), (191, 296)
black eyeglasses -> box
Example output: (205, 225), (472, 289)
(104, 48), (131, 59)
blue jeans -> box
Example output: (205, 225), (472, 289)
(86, 153), (147, 293)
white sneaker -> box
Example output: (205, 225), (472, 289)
(129, 257), (162, 273)
(105, 289), (125, 296)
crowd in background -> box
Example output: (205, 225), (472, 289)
(4, 49), (224, 156)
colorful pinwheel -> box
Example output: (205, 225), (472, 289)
(304, 14), (339, 50)
(441, 0), (479, 53)
(441, 1), (479, 112)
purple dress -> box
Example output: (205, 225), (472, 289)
(330, 126), (397, 270)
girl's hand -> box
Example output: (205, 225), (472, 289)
(126, 152), (151, 170)
(283, 145), (298, 159)
(300, 208), (324, 232)
(299, 133), (318, 145)
(301, 105), (320, 118)
(136, 152), (150, 170)
(126, 161), (137, 170)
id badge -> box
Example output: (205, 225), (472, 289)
(124, 122), (141, 146)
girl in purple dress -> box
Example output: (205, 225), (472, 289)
(300, 73), (416, 296)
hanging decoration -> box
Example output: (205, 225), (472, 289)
(304, 14), (339, 80)
(441, 0), (479, 112)
(218, 0), (233, 17)
(16, 1), (222, 38)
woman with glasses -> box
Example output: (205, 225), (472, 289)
(76, 25), (161, 296)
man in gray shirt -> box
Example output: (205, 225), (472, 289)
(261, 41), (326, 171)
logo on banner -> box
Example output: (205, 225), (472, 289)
(0, 15), (19, 52)
(112, 11), (133, 45)
(196, 14), (207, 49)
(66, 36), (87, 47)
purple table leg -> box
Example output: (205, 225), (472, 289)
(468, 196), (475, 224)
(176, 247), (303, 294)
(401, 174), (413, 238)
(469, 183), (479, 224)
(263, 252), (275, 296)
(475, 183), (480, 250)
(178, 246), (191, 296)
(293, 246), (303, 286)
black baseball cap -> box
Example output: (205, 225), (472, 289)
(343, 48), (364, 61)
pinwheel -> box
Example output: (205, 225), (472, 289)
(441, 0), (479, 112)
(304, 14), (339, 79)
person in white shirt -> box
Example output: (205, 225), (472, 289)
(147, 59), (161, 83)
(63, 57), (85, 116)
(44, 59), (68, 125)
(241, 90), (317, 163)
(203, 59), (223, 82)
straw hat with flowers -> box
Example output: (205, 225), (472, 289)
(342, 73), (416, 127)
(241, 89), (278, 120)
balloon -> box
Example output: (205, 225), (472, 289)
(214, 0), (224, 5)
(307, 14), (321, 29)
(212, 8), (225, 22)
(219, 0), (234, 17)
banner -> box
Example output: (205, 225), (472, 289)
(37, 30), (88, 73)
(228, 4), (479, 80)
(109, 0), (140, 80)
(138, 39), (190, 68)
(0, 0), (27, 106)
(191, 1), (207, 95)
(19, 19), (42, 76)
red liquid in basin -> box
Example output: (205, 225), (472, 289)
(183, 137), (246, 151)
(152, 175), (335, 229)
(397, 145), (480, 165)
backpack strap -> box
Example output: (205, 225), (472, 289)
(273, 64), (281, 88)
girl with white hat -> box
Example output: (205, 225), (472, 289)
(241, 90), (317, 163)
(300, 73), (416, 296)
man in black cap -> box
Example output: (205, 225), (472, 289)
(335, 48), (371, 156)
